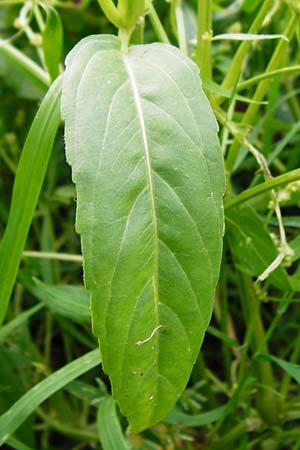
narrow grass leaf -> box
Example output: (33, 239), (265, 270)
(258, 354), (300, 384)
(62, 35), (225, 431)
(0, 303), (44, 343)
(165, 405), (227, 426)
(203, 78), (268, 105)
(212, 33), (288, 41)
(0, 76), (62, 325)
(0, 41), (49, 94)
(0, 349), (100, 445)
(97, 396), (130, 450)
(6, 437), (36, 450)
(33, 278), (90, 323)
(42, 5), (63, 81)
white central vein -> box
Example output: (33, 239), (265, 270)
(122, 55), (159, 327)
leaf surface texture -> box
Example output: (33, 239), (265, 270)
(62, 35), (225, 431)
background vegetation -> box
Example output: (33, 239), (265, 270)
(0, 0), (300, 449)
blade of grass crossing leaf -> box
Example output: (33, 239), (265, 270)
(0, 349), (100, 445)
(97, 397), (130, 450)
(0, 76), (62, 326)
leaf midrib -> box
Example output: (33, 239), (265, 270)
(122, 54), (160, 329)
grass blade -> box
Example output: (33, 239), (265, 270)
(97, 396), (130, 450)
(0, 41), (50, 90)
(0, 76), (62, 325)
(6, 436), (36, 450)
(164, 405), (227, 427)
(0, 348), (100, 445)
(0, 303), (44, 343)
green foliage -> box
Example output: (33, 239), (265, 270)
(42, 5), (63, 81)
(62, 34), (224, 431)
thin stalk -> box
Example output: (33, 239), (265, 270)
(217, 260), (232, 386)
(280, 332), (300, 398)
(226, 13), (298, 171)
(195, 0), (212, 79)
(208, 422), (247, 450)
(148, 3), (170, 44)
(174, 0), (187, 55)
(237, 65), (300, 91)
(0, 41), (50, 90)
(130, 20), (144, 44)
(224, 168), (300, 210)
(97, 0), (122, 27)
(22, 251), (83, 263)
(238, 274), (279, 424)
(221, 0), (273, 92)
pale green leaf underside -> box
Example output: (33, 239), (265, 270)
(61, 35), (225, 432)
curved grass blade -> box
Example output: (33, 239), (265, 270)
(0, 41), (50, 92)
(165, 405), (227, 427)
(0, 349), (100, 445)
(97, 396), (130, 450)
(0, 303), (44, 343)
(33, 278), (90, 323)
(42, 5), (63, 81)
(6, 437), (36, 450)
(0, 76), (62, 325)
(62, 36), (225, 431)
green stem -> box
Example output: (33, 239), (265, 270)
(238, 274), (279, 424)
(0, 41), (50, 90)
(22, 250), (83, 262)
(280, 332), (300, 398)
(218, 259), (232, 386)
(97, 0), (122, 27)
(221, 0), (273, 92)
(195, 0), (212, 79)
(130, 20), (144, 44)
(237, 65), (300, 91)
(226, 13), (298, 171)
(208, 422), (247, 450)
(224, 168), (300, 210)
(174, 0), (187, 55)
(148, 3), (170, 44)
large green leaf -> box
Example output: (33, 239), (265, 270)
(61, 35), (225, 432)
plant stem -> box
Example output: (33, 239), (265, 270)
(224, 168), (300, 210)
(22, 250), (83, 262)
(0, 41), (50, 90)
(221, 0), (273, 92)
(97, 0), (122, 27)
(226, 12), (298, 171)
(237, 65), (300, 91)
(195, 0), (212, 79)
(148, 3), (170, 44)
(174, 0), (187, 55)
(238, 274), (279, 424)
(280, 332), (300, 398)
